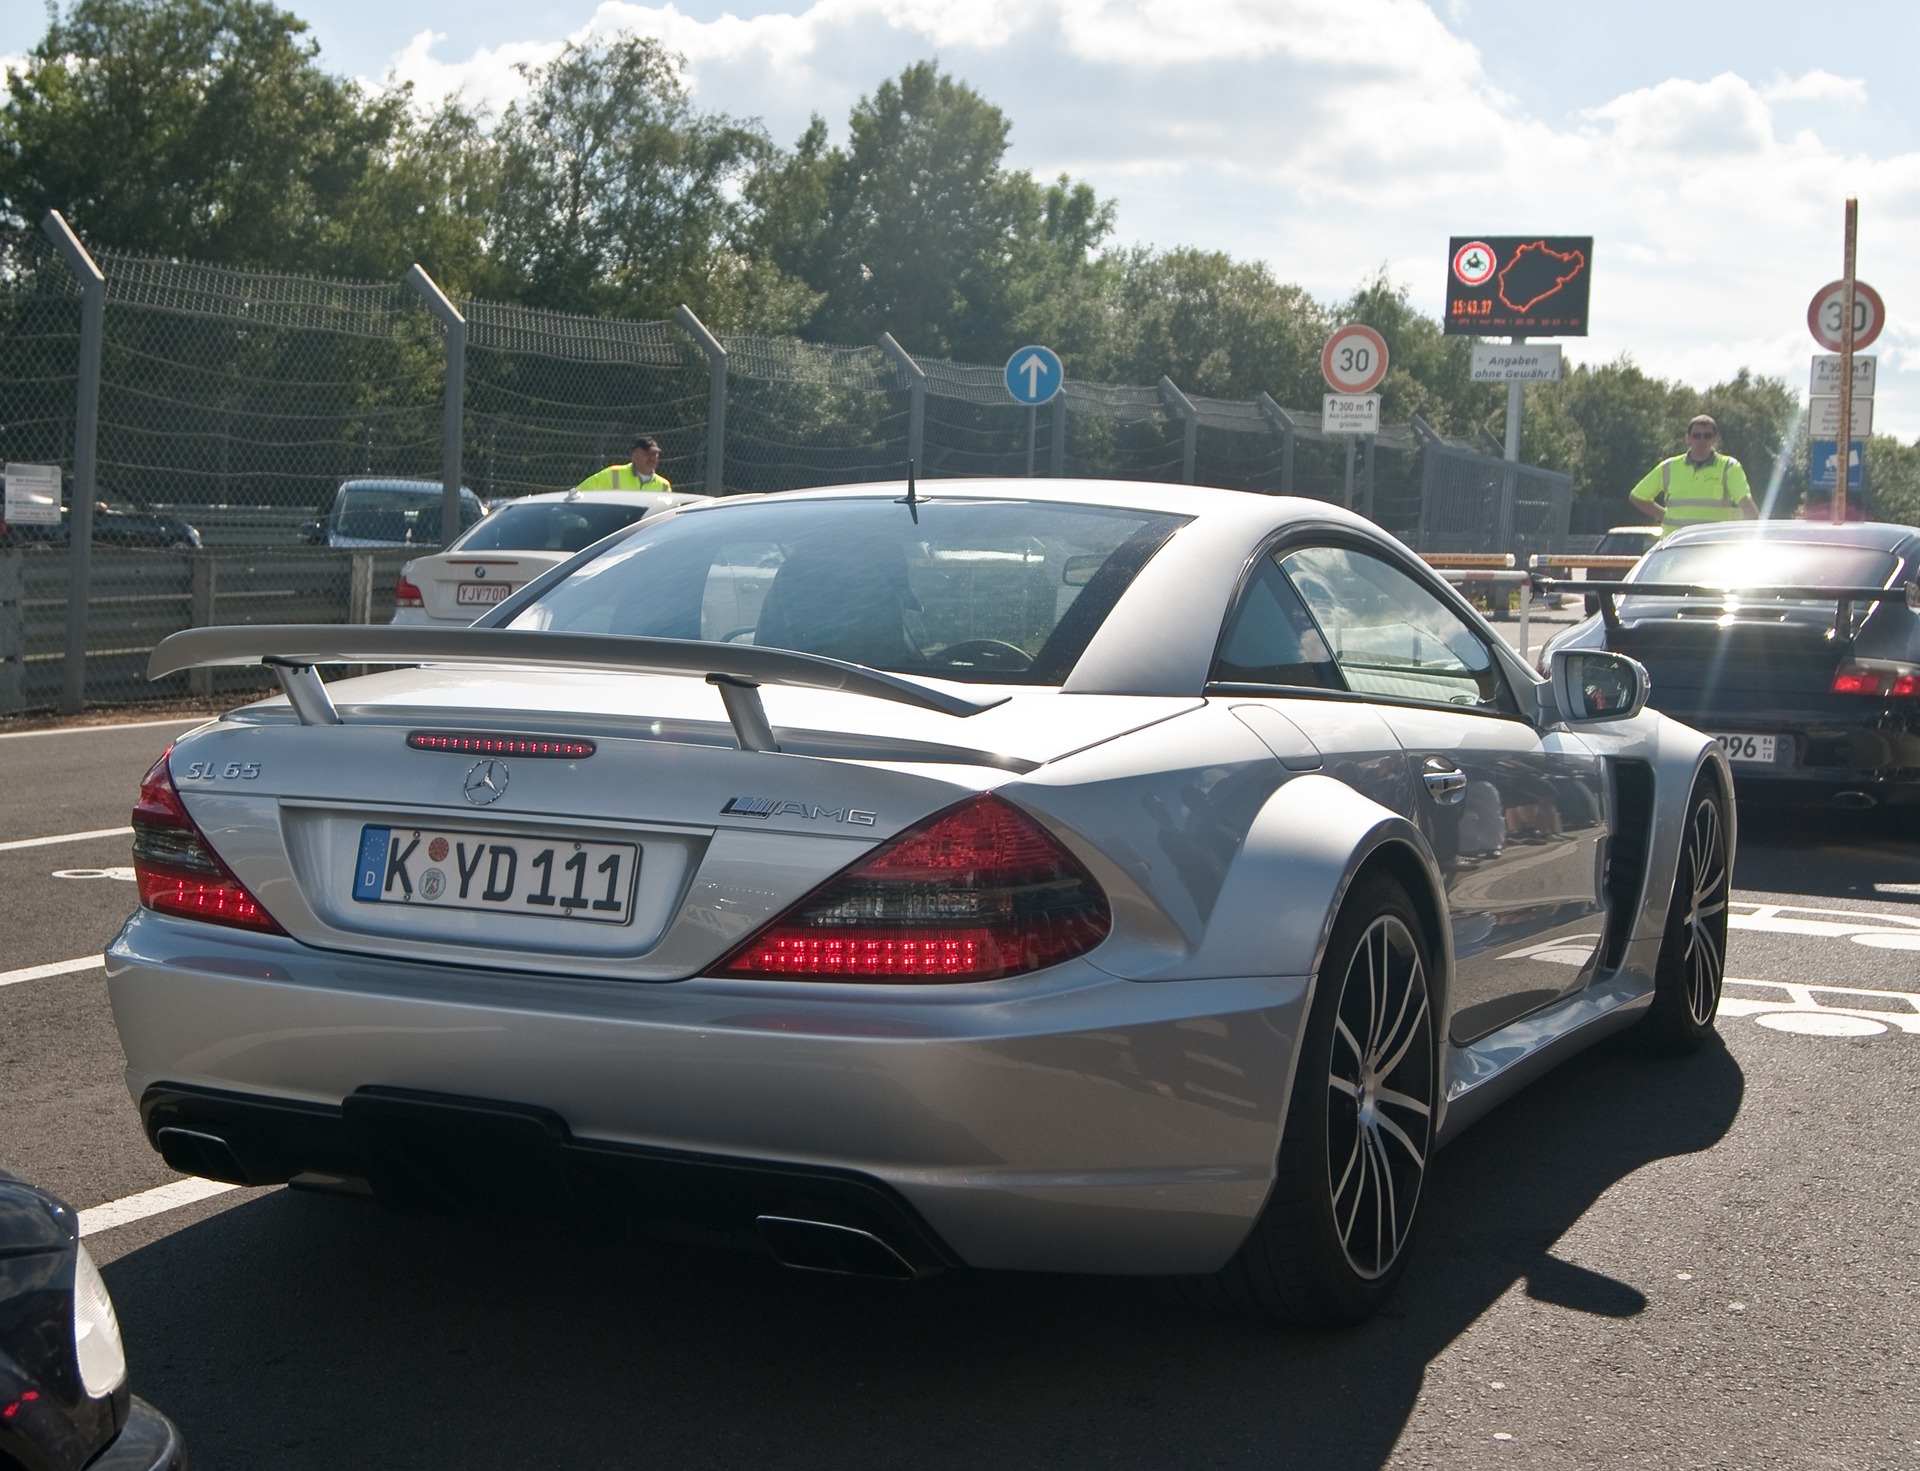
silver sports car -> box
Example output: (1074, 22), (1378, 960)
(109, 481), (1731, 1324)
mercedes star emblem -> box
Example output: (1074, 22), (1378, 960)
(462, 759), (509, 806)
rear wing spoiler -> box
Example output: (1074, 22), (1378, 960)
(148, 624), (1007, 749)
(1531, 578), (1920, 634)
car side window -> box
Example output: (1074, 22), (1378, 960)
(1279, 545), (1516, 714)
(1212, 556), (1344, 689)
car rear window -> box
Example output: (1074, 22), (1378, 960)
(508, 497), (1187, 684)
(457, 499), (651, 553)
(1634, 542), (1901, 591)
(333, 487), (482, 542)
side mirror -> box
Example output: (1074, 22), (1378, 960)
(1550, 649), (1650, 723)
(297, 521), (324, 545)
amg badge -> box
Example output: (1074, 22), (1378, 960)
(722, 796), (877, 825)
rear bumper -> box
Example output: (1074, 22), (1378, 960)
(92, 1399), (186, 1471)
(105, 911), (1307, 1275)
(1656, 709), (1920, 806)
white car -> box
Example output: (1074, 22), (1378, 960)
(392, 488), (701, 624)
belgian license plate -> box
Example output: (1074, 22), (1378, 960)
(1712, 733), (1778, 764)
(456, 582), (512, 605)
(353, 826), (637, 923)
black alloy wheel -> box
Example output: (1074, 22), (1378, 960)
(1187, 870), (1437, 1325)
(1639, 779), (1730, 1053)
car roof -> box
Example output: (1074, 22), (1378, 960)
(337, 478), (480, 498)
(1658, 520), (1920, 555)
(490, 490), (696, 509)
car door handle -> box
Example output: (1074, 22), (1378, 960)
(1421, 760), (1468, 805)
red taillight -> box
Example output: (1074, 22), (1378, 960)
(719, 794), (1110, 983)
(394, 574), (423, 607)
(131, 750), (284, 933)
(1832, 666), (1920, 697)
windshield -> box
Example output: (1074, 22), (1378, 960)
(1633, 541), (1900, 592)
(456, 499), (653, 554)
(332, 486), (483, 543)
(507, 497), (1187, 684)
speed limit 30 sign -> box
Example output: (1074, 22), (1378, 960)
(1321, 324), (1390, 395)
(1807, 279), (1885, 351)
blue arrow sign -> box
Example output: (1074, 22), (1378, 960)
(1004, 344), (1064, 406)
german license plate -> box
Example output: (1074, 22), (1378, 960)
(353, 826), (637, 923)
(1712, 733), (1778, 764)
(456, 582), (512, 605)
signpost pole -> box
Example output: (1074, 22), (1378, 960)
(1027, 406), (1037, 478)
(1503, 336), (1525, 462)
(1835, 199), (1858, 523)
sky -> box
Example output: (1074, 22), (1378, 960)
(8, 0), (1920, 438)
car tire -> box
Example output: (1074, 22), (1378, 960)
(1637, 778), (1729, 1055)
(1185, 870), (1437, 1326)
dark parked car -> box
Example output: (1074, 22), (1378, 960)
(1542, 520), (1920, 810)
(298, 478), (484, 548)
(0, 1169), (183, 1470)
(0, 498), (202, 551)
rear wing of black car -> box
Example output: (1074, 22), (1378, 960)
(1531, 578), (1920, 635)
(149, 624), (1007, 749)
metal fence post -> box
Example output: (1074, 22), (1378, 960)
(1257, 394), (1296, 496)
(41, 211), (104, 714)
(0, 550), (22, 715)
(404, 265), (466, 542)
(1050, 393), (1066, 478)
(188, 552), (216, 698)
(876, 332), (925, 476)
(349, 552), (374, 624)
(675, 306), (727, 495)
(1159, 377), (1198, 485)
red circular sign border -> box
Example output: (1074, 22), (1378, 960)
(1806, 279), (1886, 352)
(1322, 324), (1391, 395)
(1452, 240), (1497, 288)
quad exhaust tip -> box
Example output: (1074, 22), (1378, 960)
(153, 1127), (253, 1185)
(755, 1215), (922, 1280)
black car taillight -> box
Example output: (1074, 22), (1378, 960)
(131, 750), (285, 934)
(1832, 664), (1919, 697)
(719, 794), (1110, 983)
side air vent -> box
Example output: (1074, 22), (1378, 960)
(407, 732), (596, 759)
(1602, 759), (1656, 970)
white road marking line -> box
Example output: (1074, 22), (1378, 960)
(78, 1178), (242, 1237)
(0, 954), (105, 989)
(1721, 976), (1920, 1037)
(1729, 902), (1920, 949)
(0, 716), (205, 742)
(0, 825), (132, 854)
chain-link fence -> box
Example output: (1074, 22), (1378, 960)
(2, 214), (1568, 714)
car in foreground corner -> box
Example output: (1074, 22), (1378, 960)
(1541, 520), (1920, 811)
(392, 488), (702, 625)
(108, 480), (1731, 1325)
(0, 1170), (183, 1470)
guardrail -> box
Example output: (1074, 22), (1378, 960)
(0, 546), (415, 713)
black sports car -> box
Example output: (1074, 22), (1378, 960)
(0, 499), (202, 551)
(1541, 521), (1920, 811)
(0, 1170), (183, 1469)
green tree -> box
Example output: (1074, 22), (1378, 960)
(752, 62), (1113, 359)
(482, 35), (790, 324)
(0, 0), (409, 271)
(1862, 434), (1920, 524)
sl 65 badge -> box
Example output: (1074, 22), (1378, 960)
(180, 761), (261, 780)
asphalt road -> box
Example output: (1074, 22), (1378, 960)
(2, 716), (1916, 1470)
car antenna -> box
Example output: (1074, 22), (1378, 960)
(897, 458), (919, 523)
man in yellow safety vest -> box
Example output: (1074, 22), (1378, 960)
(1627, 415), (1757, 535)
(575, 435), (672, 493)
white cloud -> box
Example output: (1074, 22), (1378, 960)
(379, 0), (1920, 437)
(1761, 69), (1867, 106)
